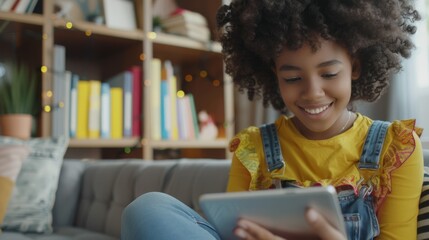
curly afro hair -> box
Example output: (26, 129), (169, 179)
(216, 0), (420, 112)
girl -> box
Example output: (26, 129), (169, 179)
(122, 0), (423, 239)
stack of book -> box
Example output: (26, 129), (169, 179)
(161, 8), (210, 43)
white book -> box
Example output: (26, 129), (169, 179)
(63, 71), (72, 138)
(103, 0), (137, 30)
(14, 0), (30, 13)
(100, 83), (110, 138)
(69, 74), (79, 138)
(1, 0), (16, 11)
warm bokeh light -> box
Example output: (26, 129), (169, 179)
(41, 66), (48, 73)
(59, 102), (64, 108)
(46, 91), (53, 98)
(212, 79), (221, 87)
(44, 105), (51, 112)
(140, 53), (145, 61)
(66, 22), (73, 29)
(85, 30), (92, 36)
(184, 74), (193, 82)
(199, 70), (208, 78)
(177, 90), (185, 98)
(148, 32), (157, 39)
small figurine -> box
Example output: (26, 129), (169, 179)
(198, 110), (218, 140)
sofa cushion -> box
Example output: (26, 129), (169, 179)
(0, 137), (68, 233)
(0, 145), (29, 224)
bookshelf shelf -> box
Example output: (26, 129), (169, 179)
(53, 18), (144, 41)
(0, 12), (43, 25)
(149, 139), (228, 149)
(69, 138), (141, 148)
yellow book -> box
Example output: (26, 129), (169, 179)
(150, 58), (162, 140)
(76, 80), (90, 138)
(169, 76), (179, 140)
(110, 87), (123, 139)
(88, 80), (101, 138)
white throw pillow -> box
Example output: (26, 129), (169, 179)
(0, 136), (68, 233)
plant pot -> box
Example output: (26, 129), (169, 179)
(0, 114), (33, 140)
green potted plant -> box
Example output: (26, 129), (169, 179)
(0, 61), (39, 140)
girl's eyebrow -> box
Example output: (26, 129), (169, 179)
(279, 60), (343, 71)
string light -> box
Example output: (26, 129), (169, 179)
(65, 21), (73, 29)
(85, 30), (92, 36)
(177, 90), (185, 98)
(212, 79), (221, 87)
(184, 74), (193, 82)
(147, 32), (157, 39)
(41, 66), (48, 73)
(43, 105), (51, 112)
(199, 70), (208, 78)
(46, 91), (53, 98)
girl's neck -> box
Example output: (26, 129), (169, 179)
(292, 111), (356, 140)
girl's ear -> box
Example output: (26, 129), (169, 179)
(351, 58), (361, 80)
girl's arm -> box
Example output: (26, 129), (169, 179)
(376, 131), (424, 239)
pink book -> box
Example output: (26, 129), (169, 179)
(129, 66), (142, 137)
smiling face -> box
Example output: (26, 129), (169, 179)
(274, 39), (360, 140)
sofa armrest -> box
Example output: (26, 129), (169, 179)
(52, 159), (88, 228)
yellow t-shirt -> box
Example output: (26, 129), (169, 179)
(227, 113), (423, 239)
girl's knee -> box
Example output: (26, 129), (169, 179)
(122, 192), (174, 221)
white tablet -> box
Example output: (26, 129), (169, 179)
(199, 186), (346, 240)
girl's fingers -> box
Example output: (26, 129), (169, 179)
(234, 219), (285, 240)
(306, 208), (346, 240)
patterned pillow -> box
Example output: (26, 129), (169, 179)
(0, 136), (68, 233)
(418, 167), (429, 239)
(0, 145), (30, 224)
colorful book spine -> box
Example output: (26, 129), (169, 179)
(160, 80), (170, 140)
(107, 71), (133, 137)
(110, 87), (123, 139)
(100, 83), (111, 139)
(150, 58), (162, 140)
(69, 74), (79, 138)
(129, 65), (142, 137)
(88, 80), (101, 138)
(76, 80), (90, 138)
(188, 94), (200, 139)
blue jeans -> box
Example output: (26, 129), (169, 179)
(121, 192), (221, 240)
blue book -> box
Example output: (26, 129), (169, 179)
(160, 80), (169, 140)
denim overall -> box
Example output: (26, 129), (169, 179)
(259, 121), (389, 240)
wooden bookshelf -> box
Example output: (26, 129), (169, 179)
(0, 0), (234, 160)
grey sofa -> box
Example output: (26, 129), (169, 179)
(0, 158), (231, 240)
(1, 149), (429, 240)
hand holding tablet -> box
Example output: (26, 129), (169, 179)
(199, 186), (346, 240)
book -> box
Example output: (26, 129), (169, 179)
(150, 58), (162, 140)
(161, 8), (207, 28)
(25, 0), (38, 13)
(164, 23), (210, 42)
(176, 96), (189, 140)
(62, 71), (72, 139)
(69, 73), (79, 138)
(110, 87), (123, 139)
(164, 60), (178, 140)
(188, 94), (200, 139)
(103, 0), (137, 30)
(160, 79), (169, 140)
(100, 82), (110, 138)
(88, 80), (101, 138)
(129, 65), (142, 137)
(14, 0), (30, 13)
(1, 0), (17, 11)
(51, 45), (66, 138)
(76, 80), (90, 138)
(107, 70), (133, 137)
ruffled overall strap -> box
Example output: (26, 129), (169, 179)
(358, 120), (390, 198)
